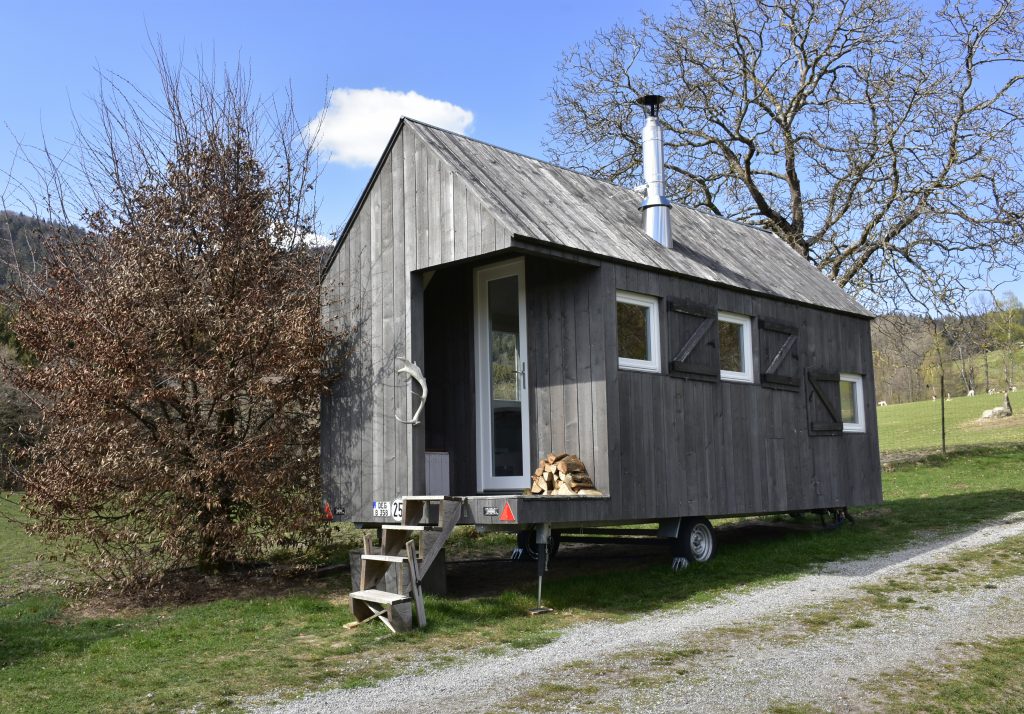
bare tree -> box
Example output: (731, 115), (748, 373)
(547, 0), (1024, 311)
(983, 290), (1024, 390)
(941, 309), (987, 394)
(872, 314), (935, 402)
(3, 52), (343, 588)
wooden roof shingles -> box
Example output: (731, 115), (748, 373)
(406, 119), (870, 317)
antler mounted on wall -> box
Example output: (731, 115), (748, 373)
(394, 357), (428, 425)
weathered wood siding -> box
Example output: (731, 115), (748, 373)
(515, 262), (881, 525)
(321, 126), (516, 520)
(525, 257), (610, 493)
(322, 120), (881, 526)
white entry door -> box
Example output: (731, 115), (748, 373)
(474, 258), (531, 492)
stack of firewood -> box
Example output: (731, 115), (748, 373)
(529, 453), (603, 496)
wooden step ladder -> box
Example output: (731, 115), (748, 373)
(347, 496), (463, 632)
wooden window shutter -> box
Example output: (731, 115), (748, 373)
(667, 299), (720, 380)
(807, 370), (843, 435)
(759, 319), (800, 390)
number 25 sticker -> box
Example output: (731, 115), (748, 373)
(390, 499), (403, 522)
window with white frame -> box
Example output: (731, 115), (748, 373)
(718, 312), (753, 382)
(616, 291), (660, 373)
(839, 373), (866, 433)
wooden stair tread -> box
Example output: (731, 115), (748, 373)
(361, 554), (407, 563)
(350, 589), (412, 605)
(351, 497), (464, 631)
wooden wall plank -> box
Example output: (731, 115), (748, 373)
(392, 132), (409, 490)
(380, 155), (397, 498)
(547, 265), (565, 455)
(574, 271), (595, 489)
(414, 133), (429, 272)
(439, 164), (454, 265)
(427, 153), (441, 268)
(588, 268), (610, 492)
(453, 177), (468, 263)
(409, 272), (425, 496)
(561, 276), (579, 456)
(369, 179), (384, 503)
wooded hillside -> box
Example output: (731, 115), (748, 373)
(0, 211), (58, 289)
(873, 297), (1024, 404)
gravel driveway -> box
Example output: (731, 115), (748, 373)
(253, 512), (1024, 714)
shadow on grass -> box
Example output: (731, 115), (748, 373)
(0, 595), (126, 669)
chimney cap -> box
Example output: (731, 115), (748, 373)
(636, 94), (665, 117)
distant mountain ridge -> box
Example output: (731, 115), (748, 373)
(0, 211), (66, 290)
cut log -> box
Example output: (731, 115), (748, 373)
(545, 452), (569, 465)
(576, 488), (604, 497)
(565, 475), (594, 489)
(529, 479), (544, 494)
(556, 456), (586, 474)
(555, 482), (575, 495)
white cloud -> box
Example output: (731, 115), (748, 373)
(300, 231), (334, 248)
(307, 88), (474, 167)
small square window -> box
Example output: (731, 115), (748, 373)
(840, 373), (866, 433)
(718, 312), (753, 383)
(617, 291), (660, 373)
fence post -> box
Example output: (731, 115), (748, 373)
(940, 373), (946, 455)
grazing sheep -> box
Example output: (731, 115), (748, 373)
(989, 388), (996, 395)
(1013, 386), (1018, 393)
(932, 395), (937, 401)
(982, 406), (1012, 420)
(877, 400), (887, 407)
(967, 389), (975, 397)
(946, 393), (952, 402)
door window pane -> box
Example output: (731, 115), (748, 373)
(488, 277), (519, 401)
(488, 276), (522, 476)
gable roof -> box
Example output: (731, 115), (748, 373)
(329, 118), (870, 317)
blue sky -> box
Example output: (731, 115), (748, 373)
(1, 0), (672, 231)
(2, 0), (1020, 300)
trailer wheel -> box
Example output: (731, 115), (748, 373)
(511, 529), (561, 560)
(679, 518), (716, 563)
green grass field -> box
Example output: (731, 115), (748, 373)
(877, 392), (1023, 456)
(2, 446), (1024, 712)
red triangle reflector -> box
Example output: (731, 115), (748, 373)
(499, 501), (515, 522)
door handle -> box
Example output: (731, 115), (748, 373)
(517, 361), (527, 391)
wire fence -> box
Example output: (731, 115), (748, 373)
(877, 376), (1024, 462)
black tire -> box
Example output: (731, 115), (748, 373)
(512, 529), (561, 560)
(678, 517), (716, 563)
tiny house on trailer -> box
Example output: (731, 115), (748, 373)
(321, 98), (882, 626)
